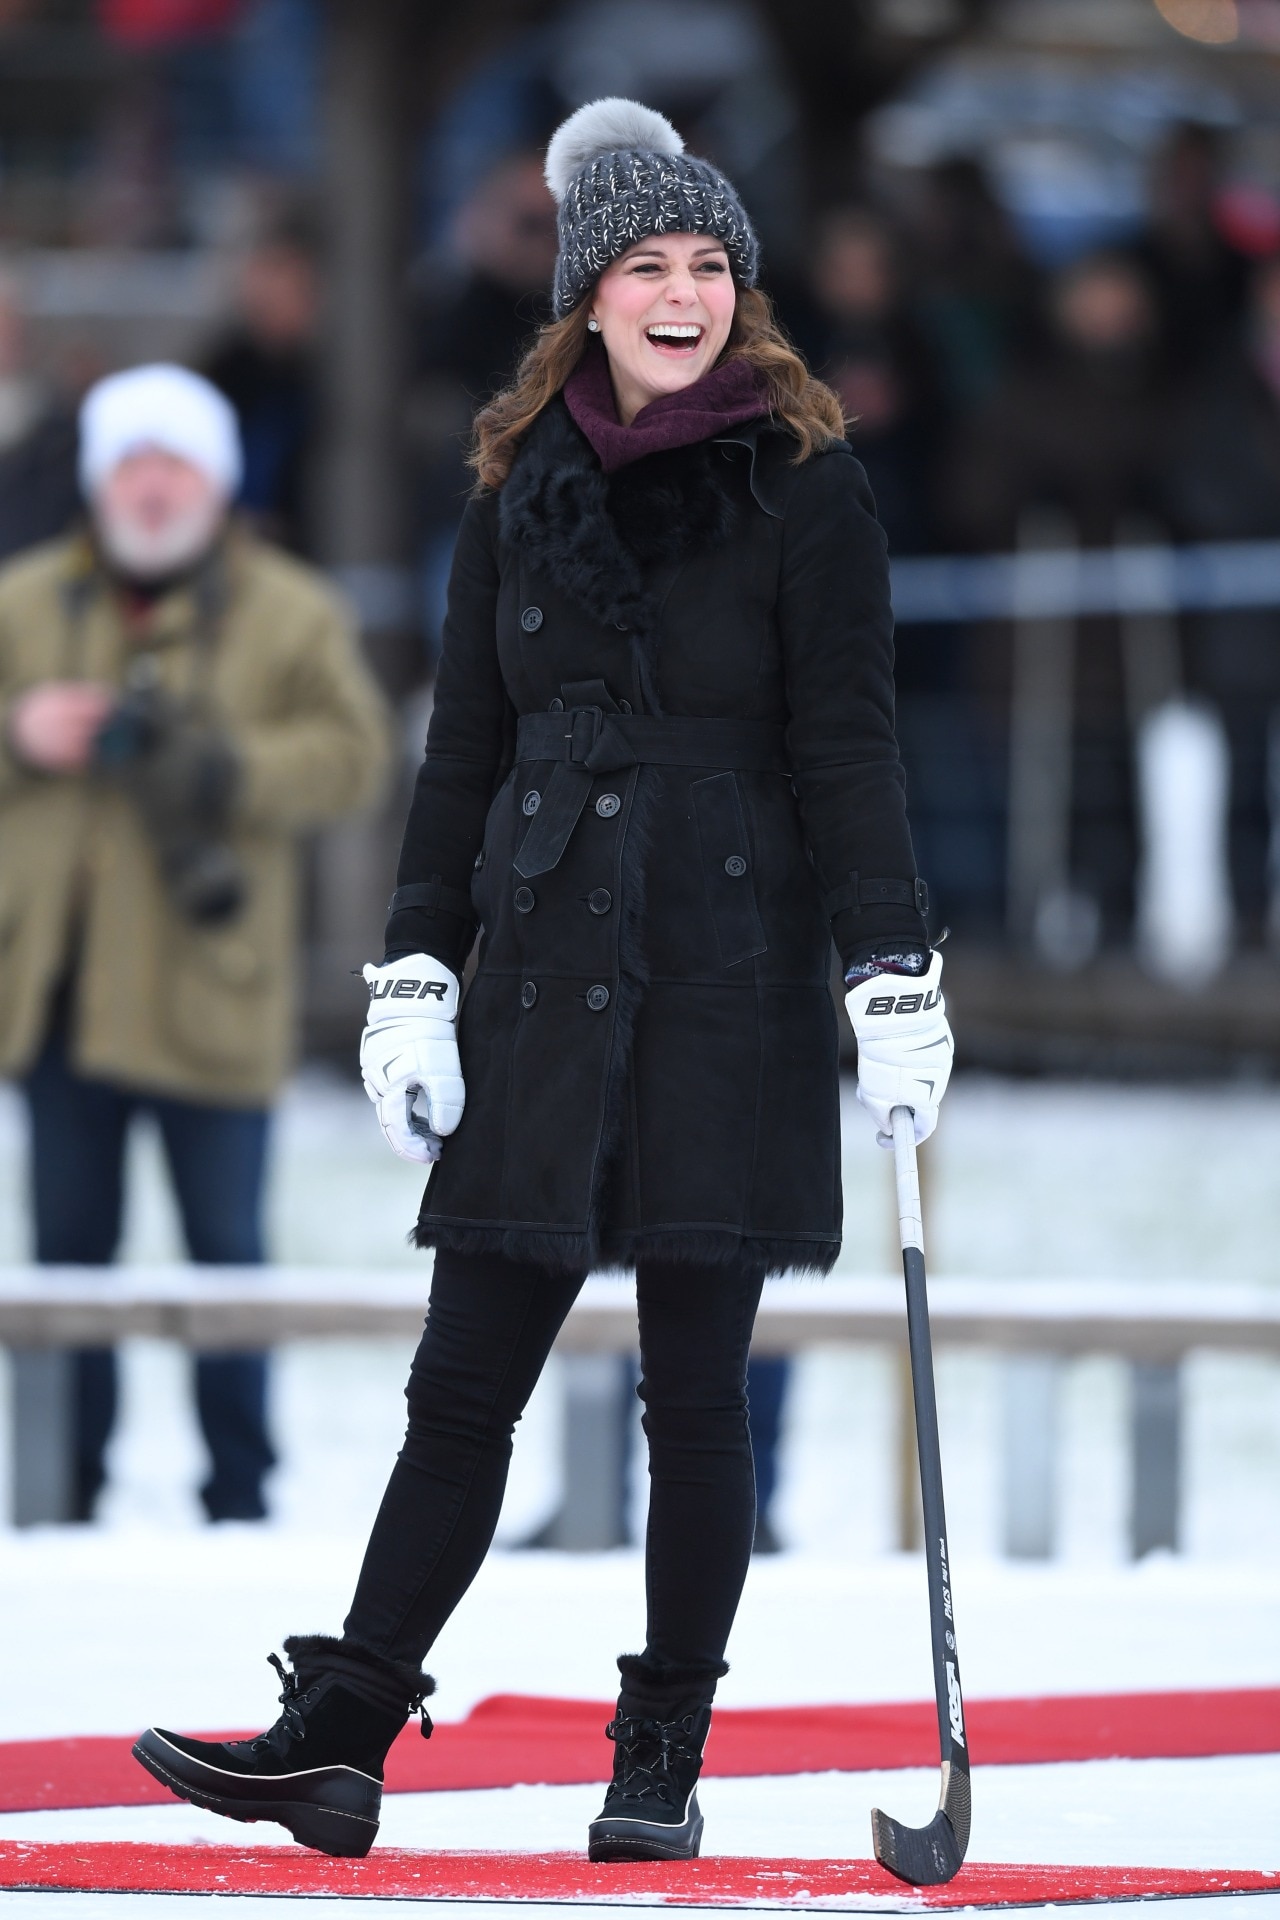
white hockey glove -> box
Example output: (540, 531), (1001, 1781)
(359, 953), (465, 1165)
(845, 949), (953, 1149)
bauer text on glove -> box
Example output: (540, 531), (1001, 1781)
(359, 953), (464, 1164)
(845, 949), (953, 1147)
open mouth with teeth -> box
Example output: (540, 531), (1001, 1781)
(645, 323), (705, 354)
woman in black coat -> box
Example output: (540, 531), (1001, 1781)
(135, 98), (953, 1866)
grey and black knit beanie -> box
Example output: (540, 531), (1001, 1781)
(544, 97), (760, 320)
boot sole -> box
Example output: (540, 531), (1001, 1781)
(132, 1728), (380, 1859)
(588, 1790), (703, 1862)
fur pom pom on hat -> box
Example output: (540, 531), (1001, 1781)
(544, 99), (684, 203)
(544, 96), (759, 318)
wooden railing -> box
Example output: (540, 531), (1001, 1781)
(3, 1268), (1277, 1551)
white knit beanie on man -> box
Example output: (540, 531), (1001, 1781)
(78, 363), (243, 498)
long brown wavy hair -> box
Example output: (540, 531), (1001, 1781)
(468, 284), (848, 491)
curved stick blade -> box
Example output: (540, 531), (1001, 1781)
(871, 1807), (963, 1887)
(871, 1760), (971, 1887)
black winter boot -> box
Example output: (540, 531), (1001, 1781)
(587, 1654), (723, 1862)
(132, 1635), (433, 1857)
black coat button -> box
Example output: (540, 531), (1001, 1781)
(549, 697), (564, 712)
(596, 793), (620, 818)
(586, 984), (610, 1011)
(521, 606), (543, 632)
(588, 888), (612, 914)
(521, 981), (538, 1008)
(515, 886), (535, 913)
(725, 854), (748, 877)
(474, 851), (485, 871)
(523, 790), (541, 815)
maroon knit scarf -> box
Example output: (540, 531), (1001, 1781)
(563, 341), (769, 474)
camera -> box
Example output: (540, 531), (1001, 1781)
(93, 686), (246, 927)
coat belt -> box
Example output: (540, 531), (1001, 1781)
(513, 709), (790, 879)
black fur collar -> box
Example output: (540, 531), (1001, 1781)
(498, 397), (742, 712)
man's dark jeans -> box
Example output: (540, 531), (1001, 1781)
(22, 1018), (276, 1521)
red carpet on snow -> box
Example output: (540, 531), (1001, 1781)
(0, 1842), (1276, 1908)
(1, 1686), (1277, 1815)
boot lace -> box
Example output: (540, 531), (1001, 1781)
(248, 1651), (319, 1749)
(605, 1712), (700, 1807)
(410, 1679), (434, 1741)
(251, 1651), (434, 1749)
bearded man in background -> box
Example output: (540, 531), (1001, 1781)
(0, 364), (391, 1522)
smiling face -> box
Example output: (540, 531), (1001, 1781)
(588, 231), (736, 424)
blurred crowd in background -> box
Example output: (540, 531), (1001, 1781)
(409, 129), (1280, 957)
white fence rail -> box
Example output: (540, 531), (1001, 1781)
(3, 1267), (1277, 1351)
(3, 1268), (1277, 1552)
(889, 536), (1280, 625)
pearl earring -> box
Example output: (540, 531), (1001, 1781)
(587, 318), (600, 332)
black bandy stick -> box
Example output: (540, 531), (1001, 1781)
(870, 1104), (972, 1887)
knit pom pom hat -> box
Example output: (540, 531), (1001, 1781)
(544, 97), (760, 319)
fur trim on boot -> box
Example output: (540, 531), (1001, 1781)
(282, 1635), (435, 1720)
(616, 1650), (727, 1719)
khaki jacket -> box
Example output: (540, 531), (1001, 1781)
(0, 530), (392, 1104)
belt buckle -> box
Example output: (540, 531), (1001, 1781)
(565, 706), (603, 767)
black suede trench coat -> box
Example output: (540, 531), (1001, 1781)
(385, 394), (927, 1276)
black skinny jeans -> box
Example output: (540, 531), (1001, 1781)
(344, 1248), (765, 1681)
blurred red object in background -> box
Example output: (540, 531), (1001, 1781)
(97, 0), (242, 49)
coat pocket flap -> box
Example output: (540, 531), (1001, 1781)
(691, 770), (767, 968)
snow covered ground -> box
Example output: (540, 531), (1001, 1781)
(7, 1534), (1280, 1741)
(1, 1072), (1279, 1912)
(1, 1540), (1278, 1911)
(5, 1755), (1279, 1871)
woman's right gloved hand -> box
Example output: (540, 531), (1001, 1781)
(359, 954), (465, 1164)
